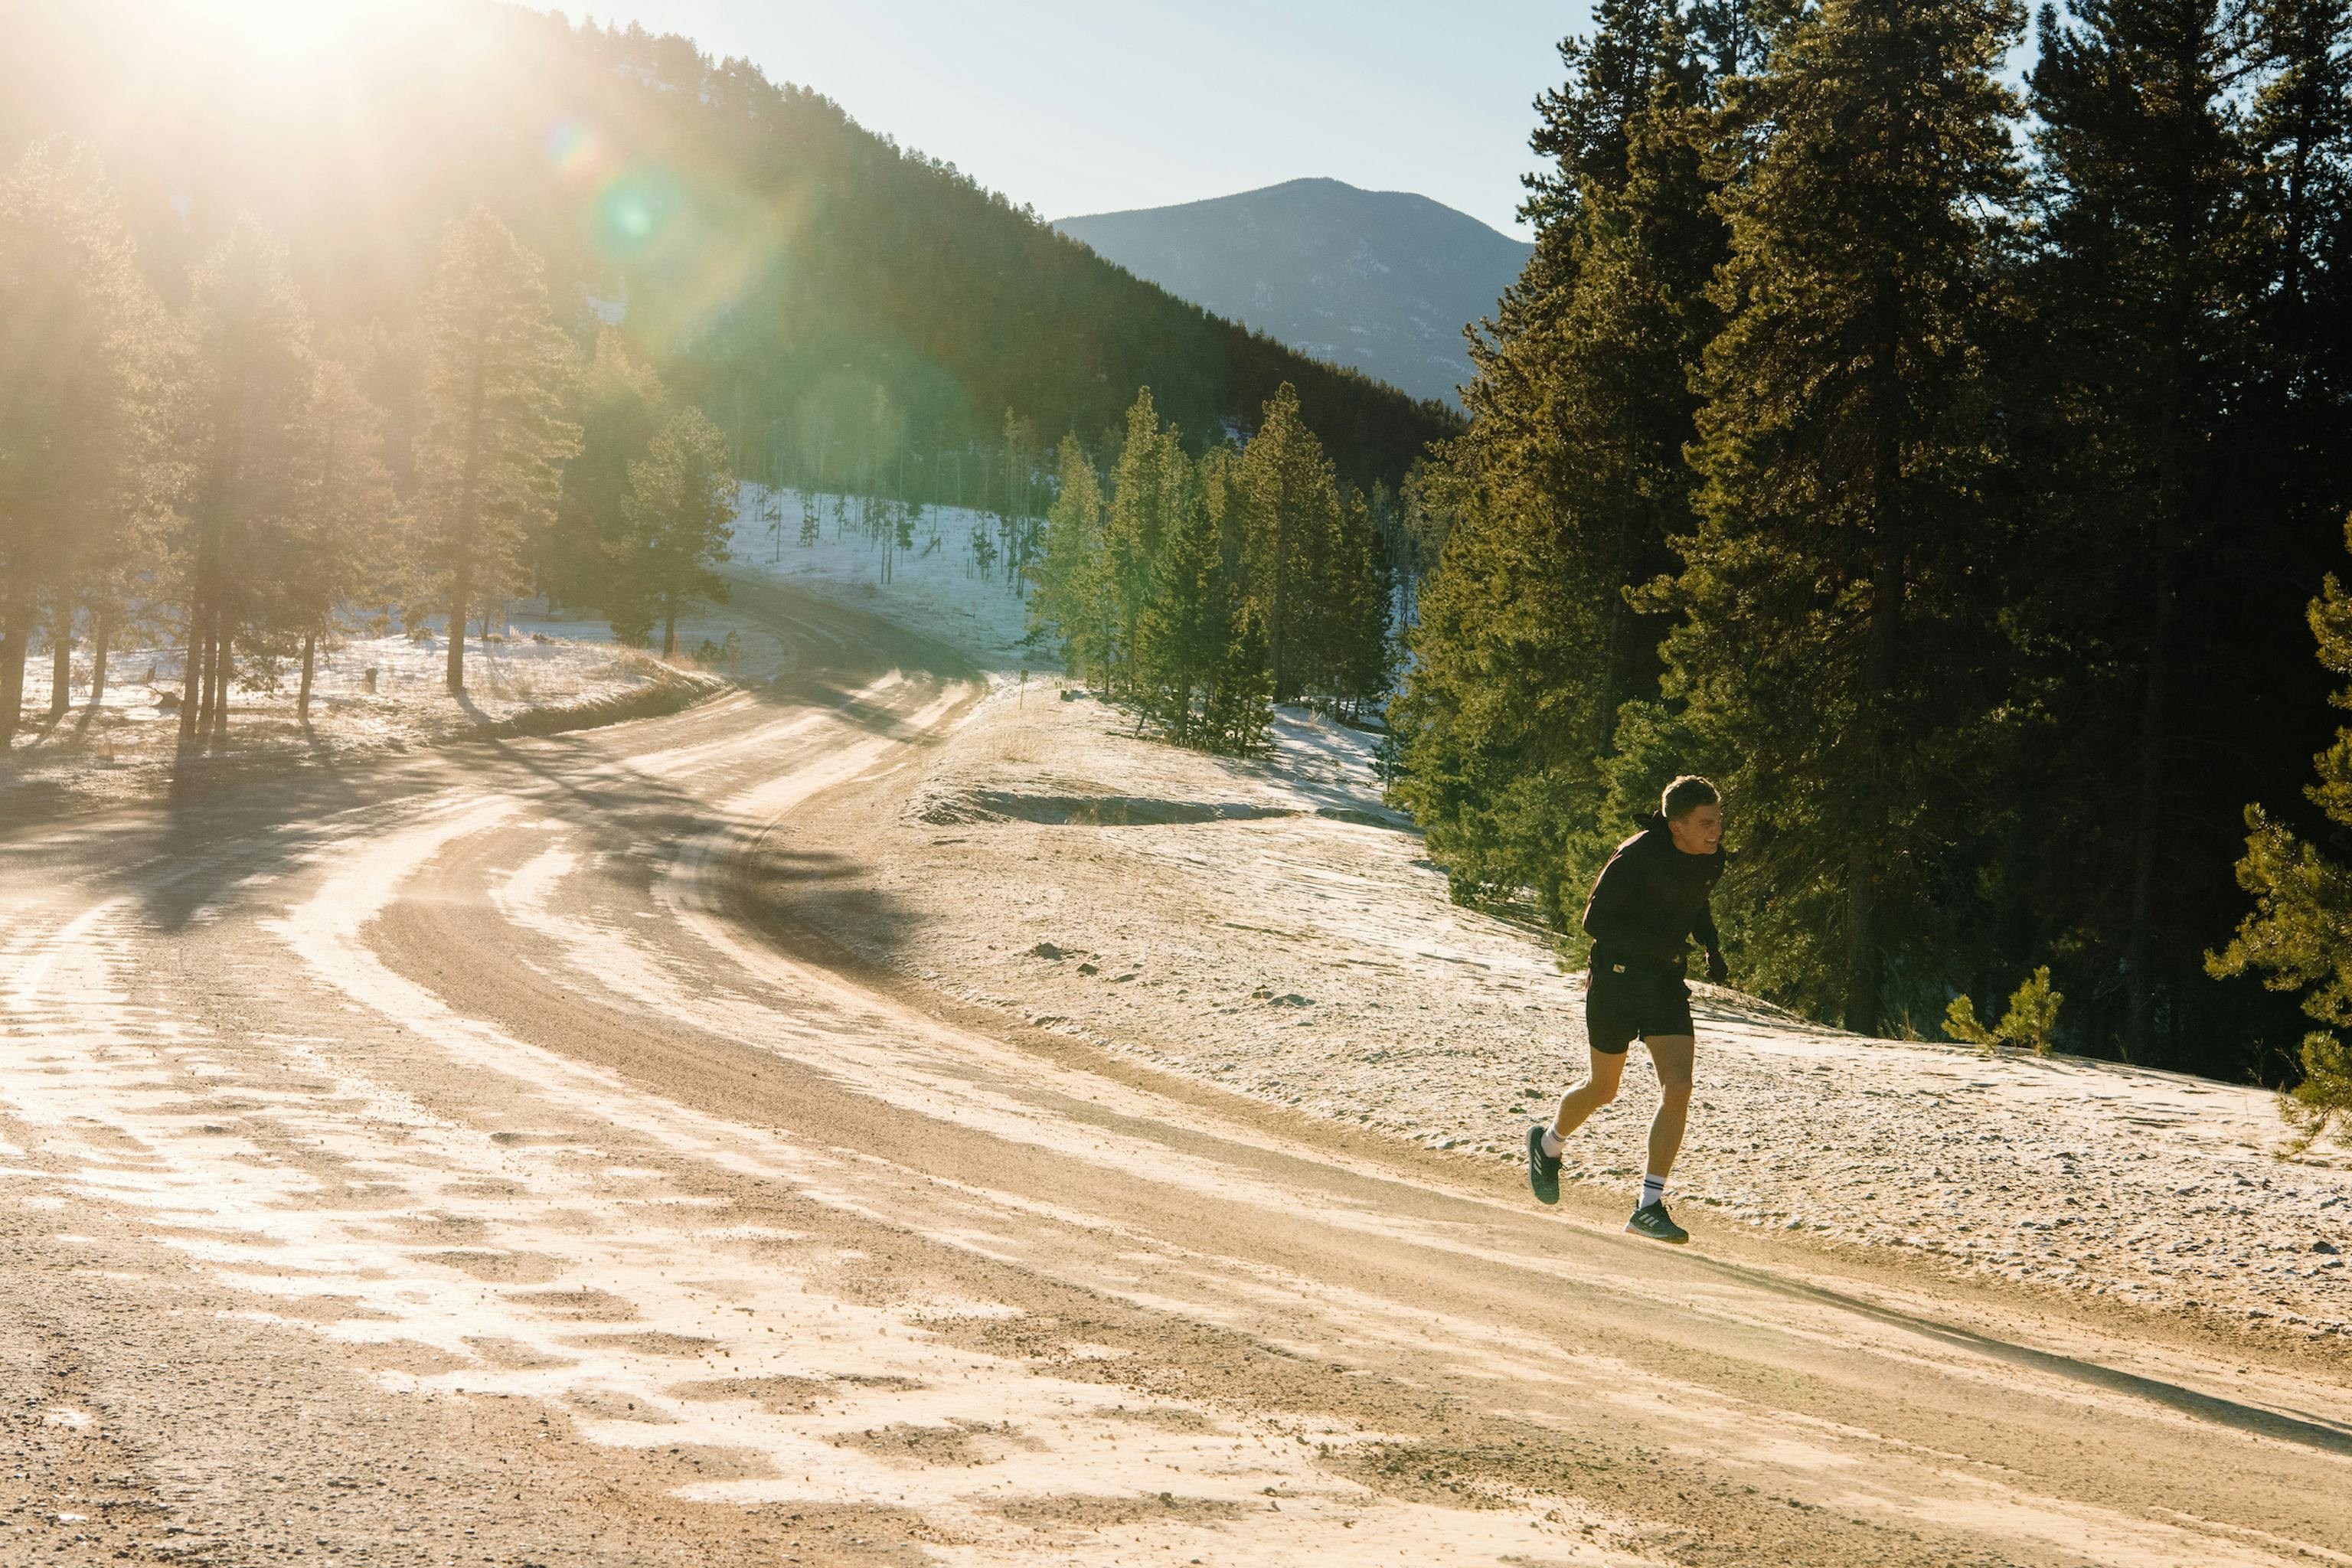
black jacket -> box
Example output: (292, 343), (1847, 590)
(1580, 813), (1725, 973)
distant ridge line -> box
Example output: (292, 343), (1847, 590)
(1053, 177), (1533, 409)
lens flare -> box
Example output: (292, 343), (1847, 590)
(544, 119), (602, 181)
(596, 170), (675, 255)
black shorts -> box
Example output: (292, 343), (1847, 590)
(1586, 962), (1694, 1055)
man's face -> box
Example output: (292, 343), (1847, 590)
(1668, 802), (1721, 855)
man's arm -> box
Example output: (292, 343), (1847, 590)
(1696, 890), (1729, 983)
(1580, 840), (1645, 952)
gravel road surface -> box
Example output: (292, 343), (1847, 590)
(3, 578), (2348, 1566)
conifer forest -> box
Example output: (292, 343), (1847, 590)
(5, 0), (2352, 1112)
(0, 2), (1444, 740)
(1393, 0), (2352, 1102)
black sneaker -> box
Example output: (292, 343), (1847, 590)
(1625, 1200), (1689, 1245)
(1525, 1123), (1560, 1205)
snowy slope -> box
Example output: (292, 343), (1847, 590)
(724, 485), (1039, 671)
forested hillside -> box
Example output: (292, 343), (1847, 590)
(1393, 0), (2352, 1091)
(0, 0), (1452, 753)
(0, 2), (1449, 494)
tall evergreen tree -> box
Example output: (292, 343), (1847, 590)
(0, 139), (155, 747)
(285, 359), (398, 720)
(1132, 456), (1235, 746)
(414, 207), (580, 692)
(1102, 388), (1181, 699)
(1393, 2), (1720, 926)
(1317, 488), (1395, 717)
(1239, 382), (1342, 704)
(554, 327), (668, 616)
(615, 405), (735, 658)
(175, 217), (314, 750)
(1028, 433), (1112, 688)
(1665, 0), (2023, 1031)
(2024, 0), (2252, 1057)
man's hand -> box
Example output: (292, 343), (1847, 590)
(1582, 966), (1594, 995)
(1704, 947), (1730, 985)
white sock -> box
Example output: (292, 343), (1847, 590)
(1640, 1173), (1665, 1209)
(1540, 1126), (1564, 1158)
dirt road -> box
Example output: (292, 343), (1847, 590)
(4, 582), (2348, 1566)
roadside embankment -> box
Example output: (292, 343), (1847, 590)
(763, 670), (2352, 1349)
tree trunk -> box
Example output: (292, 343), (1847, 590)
(446, 335), (490, 694)
(1596, 465), (1641, 753)
(177, 594), (206, 751)
(195, 622), (219, 732)
(2122, 534), (2179, 1064)
(207, 632), (231, 743)
(1269, 521), (1289, 704)
(662, 608), (678, 659)
(1843, 546), (1901, 1038)
(87, 606), (110, 710)
(446, 561), (471, 691)
(0, 592), (28, 749)
(48, 599), (71, 720)
(298, 631), (317, 720)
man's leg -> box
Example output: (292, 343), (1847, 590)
(1620, 1032), (1696, 1243)
(1529, 1047), (1625, 1204)
(1642, 1032), (1695, 1187)
(1550, 1047), (1627, 1146)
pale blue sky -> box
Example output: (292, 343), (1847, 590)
(554, 2), (1592, 236)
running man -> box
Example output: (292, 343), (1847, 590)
(1525, 776), (1727, 1244)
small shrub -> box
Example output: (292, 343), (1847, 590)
(1944, 966), (2063, 1055)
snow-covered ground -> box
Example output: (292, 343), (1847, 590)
(21, 483), (2344, 1348)
(0, 613), (727, 818)
(752, 534), (2352, 1348)
(2, 479), (1014, 818)
(725, 486), (1038, 670)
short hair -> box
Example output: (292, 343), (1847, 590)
(1661, 775), (1719, 822)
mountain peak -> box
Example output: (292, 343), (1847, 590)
(1054, 180), (1530, 409)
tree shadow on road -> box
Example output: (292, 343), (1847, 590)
(51, 577), (969, 962)
(1689, 1251), (2352, 1459)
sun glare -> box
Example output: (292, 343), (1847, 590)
(157, 0), (420, 77)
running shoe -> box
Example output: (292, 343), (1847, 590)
(1625, 1200), (1688, 1245)
(1525, 1123), (1560, 1205)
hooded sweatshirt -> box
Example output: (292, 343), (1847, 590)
(1580, 812), (1725, 974)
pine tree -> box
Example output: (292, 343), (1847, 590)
(1102, 389), (1181, 699)
(286, 359), (399, 720)
(1202, 610), (1276, 753)
(1666, 0), (2024, 1031)
(555, 328), (668, 616)
(414, 207), (581, 692)
(2210, 517), (2352, 1150)
(175, 217), (315, 750)
(1238, 383), (1342, 705)
(1391, 3), (1722, 926)
(1131, 457), (1227, 744)
(1320, 488), (1394, 717)
(2246, 0), (2352, 334)
(1027, 433), (1111, 686)
(616, 407), (736, 658)
(0, 139), (157, 747)
(2026, 0), (2252, 1057)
